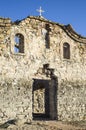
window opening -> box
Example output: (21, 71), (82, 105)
(14, 33), (24, 53)
(63, 42), (70, 59)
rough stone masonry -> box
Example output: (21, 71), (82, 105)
(0, 15), (86, 124)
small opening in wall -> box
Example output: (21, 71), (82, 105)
(63, 42), (70, 59)
(14, 33), (24, 53)
(45, 24), (51, 49)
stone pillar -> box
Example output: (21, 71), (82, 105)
(49, 76), (58, 120)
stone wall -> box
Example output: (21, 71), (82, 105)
(58, 80), (86, 121)
(0, 16), (86, 123)
(0, 54), (33, 123)
(0, 78), (33, 123)
(0, 18), (11, 56)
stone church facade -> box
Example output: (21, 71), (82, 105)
(0, 16), (86, 123)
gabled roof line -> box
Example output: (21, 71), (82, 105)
(13, 16), (86, 44)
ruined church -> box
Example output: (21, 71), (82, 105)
(0, 14), (86, 124)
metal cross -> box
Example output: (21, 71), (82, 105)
(37, 6), (44, 17)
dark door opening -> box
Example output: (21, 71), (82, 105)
(32, 78), (57, 120)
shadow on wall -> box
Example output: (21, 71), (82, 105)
(45, 24), (51, 49)
(0, 119), (17, 129)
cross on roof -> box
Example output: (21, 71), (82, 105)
(37, 6), (45, 17)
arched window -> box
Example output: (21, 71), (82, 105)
(14, 33), (24, 53)
(63, 42), (70, 59)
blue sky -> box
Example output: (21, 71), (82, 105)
(0, 0), (86, 36)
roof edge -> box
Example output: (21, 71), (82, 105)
(62, 24), (86, 43)
(13, 15), (86, 43)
